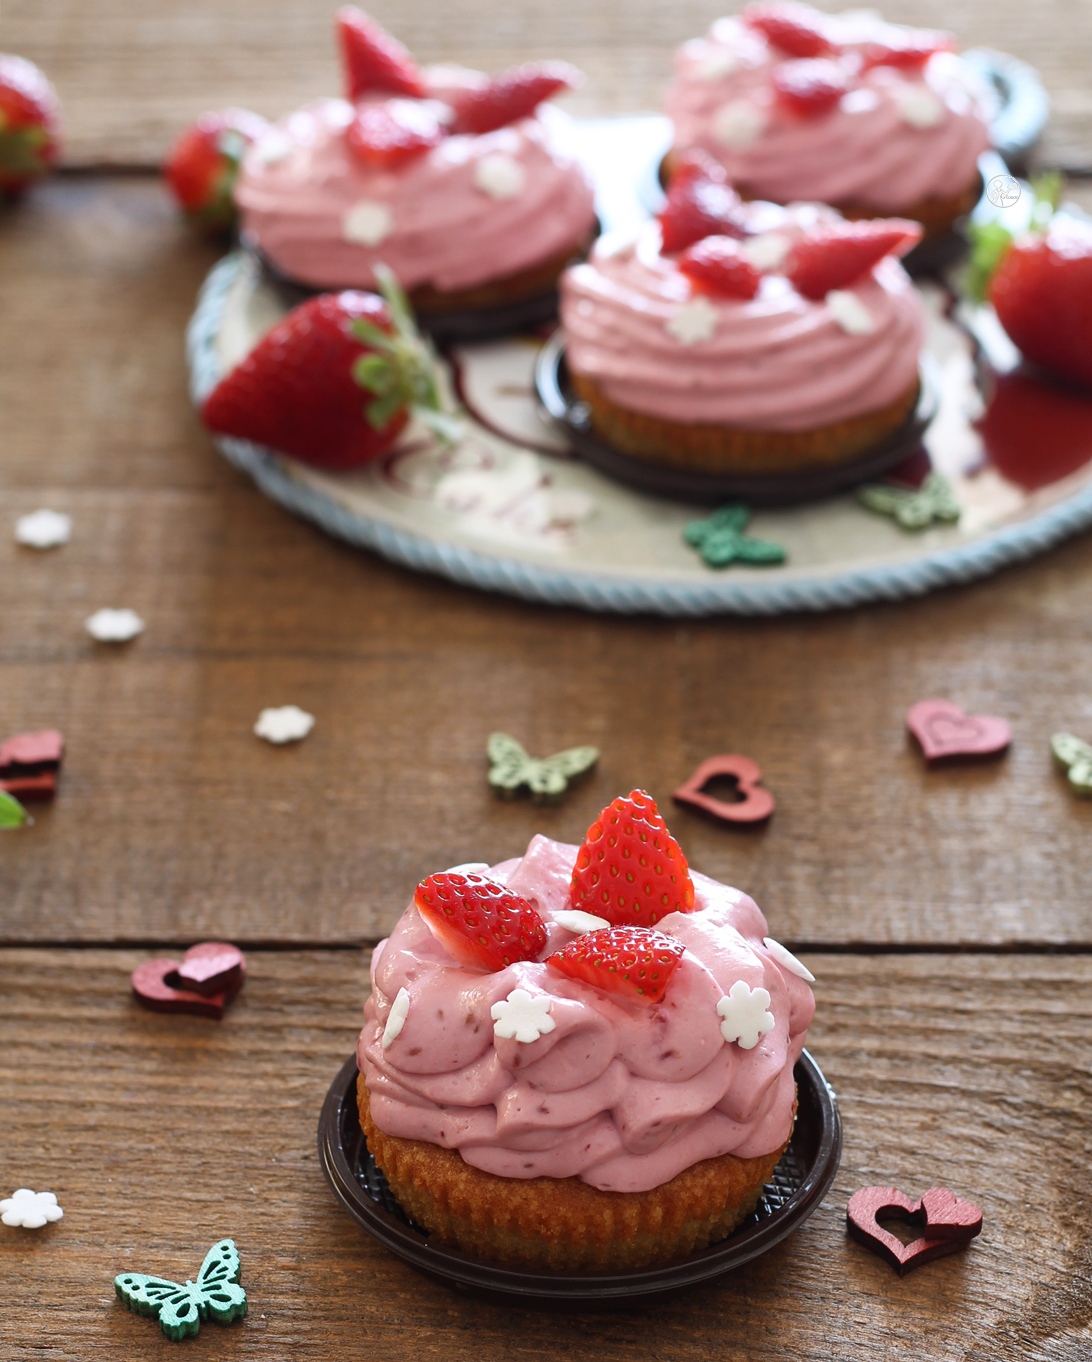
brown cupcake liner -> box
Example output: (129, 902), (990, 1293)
(358, 1076), (791, 1272)
(568, 372), (921, 475)
(410, 229), (597, 315)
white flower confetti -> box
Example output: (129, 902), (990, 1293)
(473, 153), (526, 201)
(742, 232), (791, 272)
(763, 936), (815, 982)
(553, 910), (610, 934)
(894, 83), (944, 129)
(1, 1188), (63, 1229)
(85, 608), (145, 643)
(717, 980), (775, 1050)
(826, 289), (875, 335)
(382, 986), (411, 1049)
(667, 296), (719, 346)
(712, 101), (767, 149)
(696, 48), (741, 81)
(491, 988), (557, 1044)
(253, 706), (315, 745)
(16, 509), (71, 549)
(253, 131), (293, 166)
(342, 200), (393, 246)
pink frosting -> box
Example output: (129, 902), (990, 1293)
(235, 90), (597, 293)
(357, 835), (815, 1194)
(559, 213), (924, 430)
(664, 13), (992, 211)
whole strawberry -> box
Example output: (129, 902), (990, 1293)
(201, 267), (459, 470)
(164, 108), (271, 231)
(0, 54), (61, 196)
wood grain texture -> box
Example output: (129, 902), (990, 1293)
(4, 0), (1092, 170)
(5, 174), (1092, 947)
(1, 949), (1090, 1360)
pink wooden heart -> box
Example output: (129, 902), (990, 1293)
(906, 700), (1011, 763)
(847, 1186), (982, 1276)
(0, 729), (65, 770)
(132, 944), (245, 1019)
(175, 941), (246, 995)
(672, 754), (775, 825)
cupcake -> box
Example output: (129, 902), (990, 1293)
(357, 790), (816, 1271)
(664, 1), (992, 239)
(557, 160), (925, 475)
(235, 9), (598, 317)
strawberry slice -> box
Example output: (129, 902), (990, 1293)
(347, 99), (445, 167)
(741, 1), (837, 58)
(414, 872), (548, 971)
(659, 153), (749, 254)
(679, 236), (762, 299)
(451, 61), (581, 135)
(336, 7), (426, 100)
(164, 108), (271, 230)
(0, 54), (62, 195)
(860, 31), (953, 71)
(548, 926), (686, 1006)
(772, 58), (848, 118)
(568, 790), (695, 928)
(201, 270), (457, 469)
(785, 218), (922, 299)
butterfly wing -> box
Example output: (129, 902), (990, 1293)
(1068, 758), (1092, 796)
(526, 746), (598, 802)
(1052, 732), (1092, 771)
(196, 1238), (248, 1326)
(487, 732), (531, 795)
(115, 1273), (203, 1339)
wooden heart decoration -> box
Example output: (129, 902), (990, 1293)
(906, 700), (1011, 764)
(673, 754), (775, 825)
(847, 1186), (982, 1276)
(132, 943), (246, 1019)
(175, 941), (246, 995)
(0, 729), (65, 802)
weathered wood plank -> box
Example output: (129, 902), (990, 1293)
(0, 949), (1089, 1359)
(5, 0), (1092, 169)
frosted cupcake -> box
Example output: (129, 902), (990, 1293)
(664, 2), (992, 239)
(558, 159), (924, 474)
(357, 790), (816, 1271)
(235, 9), (597, 316)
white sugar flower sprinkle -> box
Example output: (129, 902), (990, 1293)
(85, 608), (144, 643)
(382, 987), (411, 1049)
(763, 936), (815, 982)
(253, 131), (292, 166)
(491, 988), (556, 1044)
(894, 83), (944, 129)
(553, 910), (610, 934)
(742, 232), (791, 272)
(826, 290), (874, 335)
(254, 705), (315, 745)
(342, 200), (393, 246)
(16, 509), (71, 549)
(713, 101), (767, 149)
(1, 1188), (63, 1229)
(667, 296), (719, 345)
(717, 980), (775, 1050)
(696, 48), (741, 81)
(473, 153), (526, 201)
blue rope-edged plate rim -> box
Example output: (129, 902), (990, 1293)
(188, 252), (1092, 617)
(317, 1049), (841, 1304)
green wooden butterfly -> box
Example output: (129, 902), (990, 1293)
(0, 790), (28, 829)
(858, 472), (961, 531)
(487, 732), (599, 804)
(115, 1239), (247, 1341)
(1051, 732), (1092, 797)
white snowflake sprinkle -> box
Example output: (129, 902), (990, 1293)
(826, 289), (875, 335)
(894, 83), (944, 129)
(342, 200), (393, 247)
(382, 987), (411, 1049)
(491, 988), (556, 1044)
(1, 1189), (63, 1229)
(473, 153), (526, 201)
(763, 936), (815, 982)
(15, 509), (71, 549)
(667, 296), (719, 345)
(696, 48), (741, 81)
(253, 131), (293, 166)
(717, 980), (775, 1050)
(712, 101), (767, 149)
(553, 910), (610, 934)
(254, 705), (315, 745)
(742, 232), (791, 271)
(85, 608), (144, 643)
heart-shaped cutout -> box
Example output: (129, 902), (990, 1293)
(847, 1186), (982, 1276)
(132, 949), (245, 1020)
(673, 754), (775, 825)
(175, 941), (246, 995)
(906, 700), (1011, 764)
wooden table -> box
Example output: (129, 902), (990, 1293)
(3, 3), (1091, 1357)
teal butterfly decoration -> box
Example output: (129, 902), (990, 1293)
(488, 732), (599, 804)
(1051, 732), (1092, 797)
(683, 505), (786, 569)
(858, 472), (961, 531)
(115, 1239), (247, 1341)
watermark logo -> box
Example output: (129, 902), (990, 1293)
(986, 174), (1021, 209)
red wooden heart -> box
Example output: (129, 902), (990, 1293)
(175, 941), (246, 995)
(0, 729), (65, 770)
(906, 700), (1011, 763)
(131, 949), (245, 1020)
(0, 772), (57, 802)
(847, 1186), (982, 1276)
(672, 754), (775, 825)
